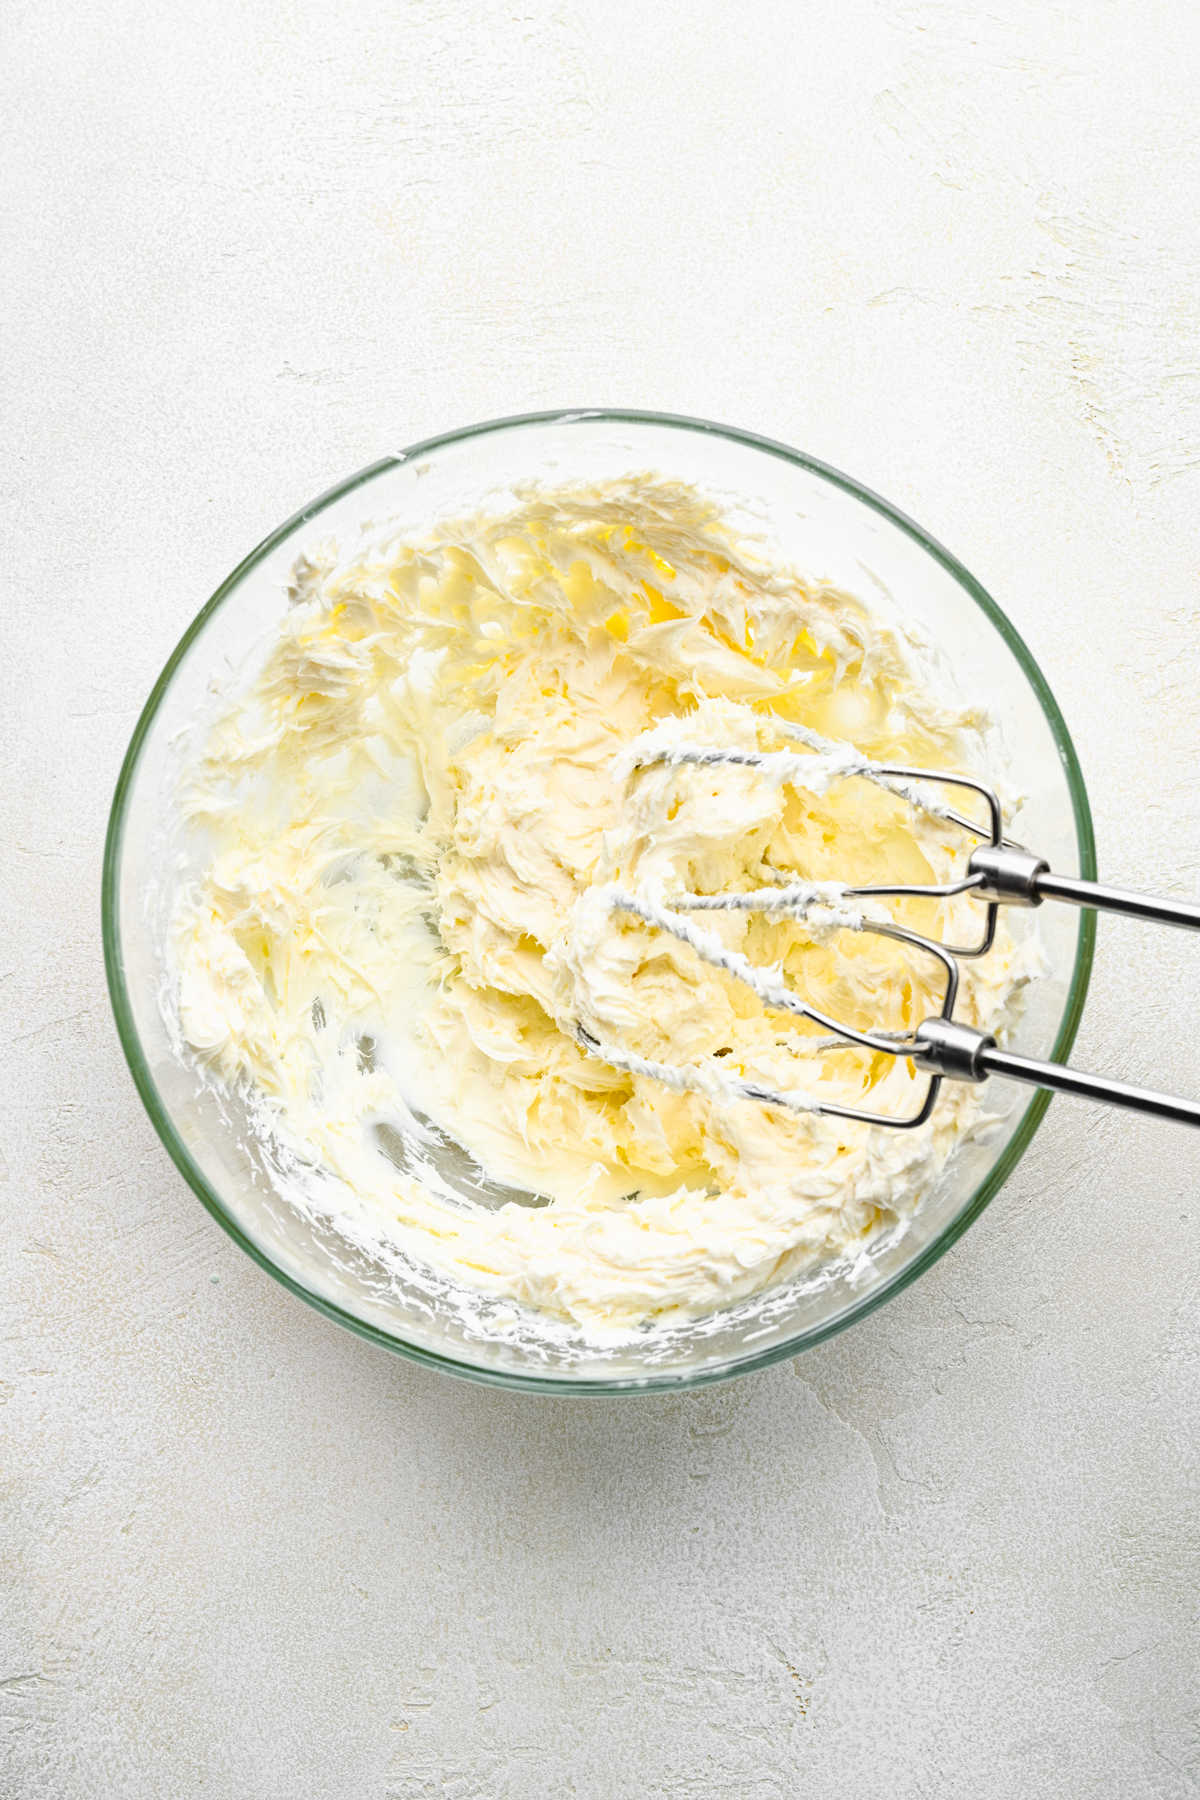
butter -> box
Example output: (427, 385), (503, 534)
(170, 480), (1036, 1334)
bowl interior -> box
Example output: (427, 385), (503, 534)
(104, 412), (1094, 1390)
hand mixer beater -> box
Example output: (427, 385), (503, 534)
(576, 721), (1200, 1129)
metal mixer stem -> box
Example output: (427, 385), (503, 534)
(1034, 869), (1200, 931)
(970, 842), (1200, 930)
(983, 1044), (1200, 1126)
(913, 1015), (1200, 1127)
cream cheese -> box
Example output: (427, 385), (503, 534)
(170, 480), (1037, 1334)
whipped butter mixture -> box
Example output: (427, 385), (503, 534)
(172, 481), (1034, 1333)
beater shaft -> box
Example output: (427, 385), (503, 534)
(913, 1017), (1200, 1127)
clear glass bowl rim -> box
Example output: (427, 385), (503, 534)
(102, 408), (1097, 1394)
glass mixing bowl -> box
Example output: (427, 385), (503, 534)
(103, 411), (1095, 1392)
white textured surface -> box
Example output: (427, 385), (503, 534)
(4, 1), (1199, 1794)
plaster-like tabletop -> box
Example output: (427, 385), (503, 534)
(4, 2), (1198, 1794)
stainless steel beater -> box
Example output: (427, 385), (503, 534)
(582, 731), (1200, 1129)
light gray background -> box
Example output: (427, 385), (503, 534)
(4, 2), (1198, 1795)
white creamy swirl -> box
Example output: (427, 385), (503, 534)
(170, 481), (1037, 1334)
